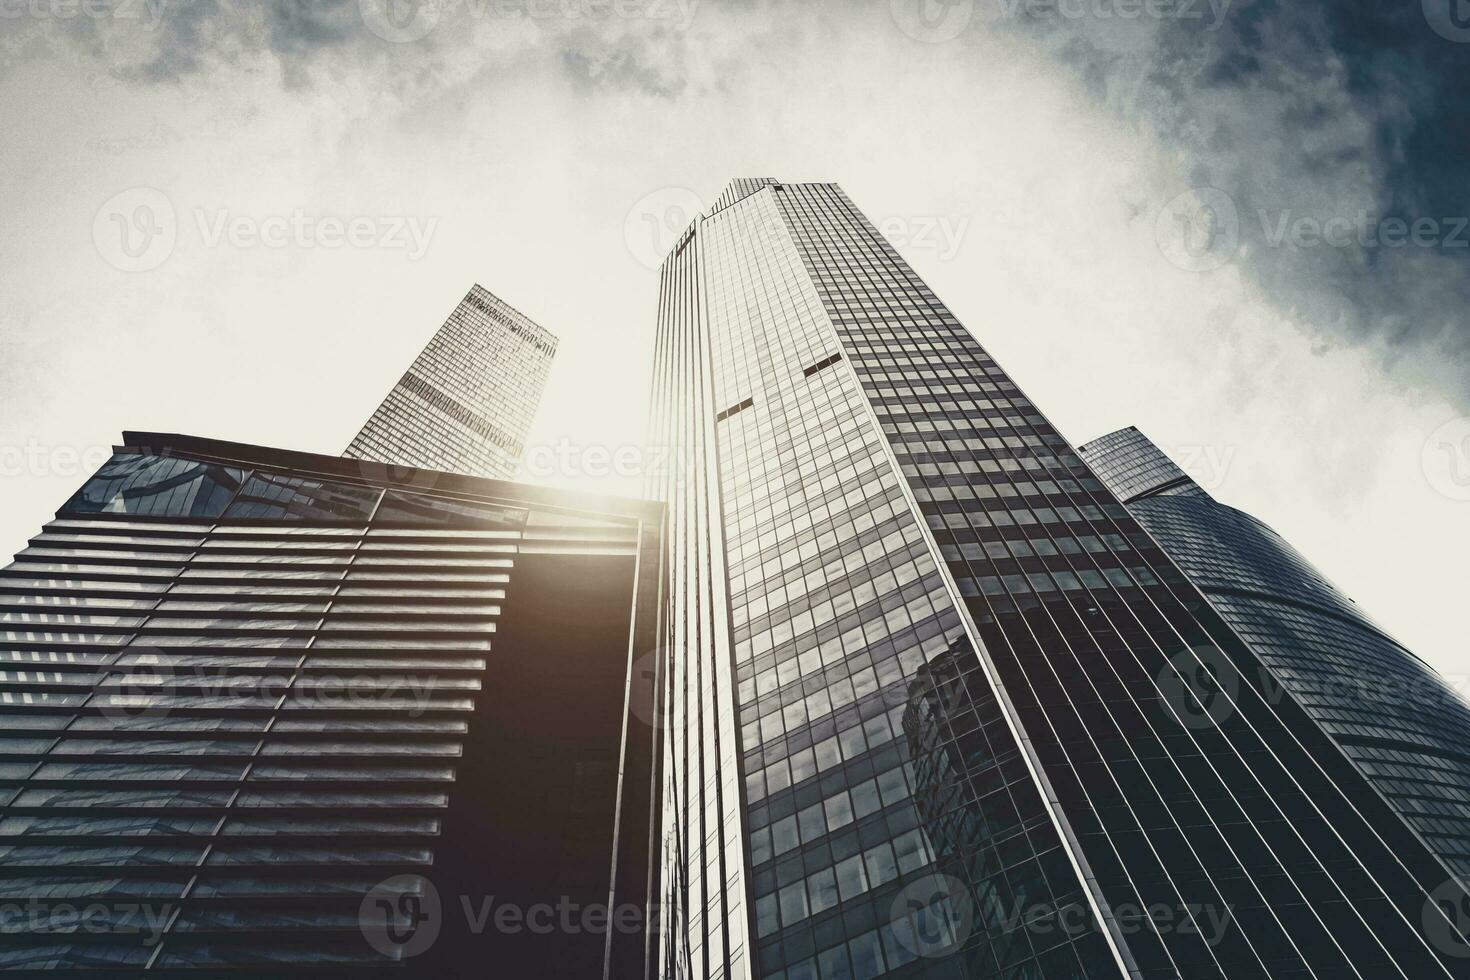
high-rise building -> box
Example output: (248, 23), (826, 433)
(0, 431), (662, 978)
(1079, 426), (1470, 895)
(648, 179), (1470, 979)
(344, 284), (557, 480)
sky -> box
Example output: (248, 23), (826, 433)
(0, 0), (1467, 677)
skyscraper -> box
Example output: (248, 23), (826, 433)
(344, 284), (557, 480)
(649, 179), (1470, 979)
(0, 431), (662, 977)
(1079, 426), (1470, 897)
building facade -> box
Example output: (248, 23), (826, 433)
(649, 179), (1470, 979)
(1080, 426), (1470, 901)
(0, 432), (662, 978)
(344, 284), (557, 480)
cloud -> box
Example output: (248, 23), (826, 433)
(560, 27), (690, 99)
(4, 0), (719, 94)
(992, 0), (1470, 407)
(11, 0), (1466, 409)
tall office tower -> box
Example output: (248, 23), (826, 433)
(0, 432), (661, 978)
(648, 179), (1470, 979)
(344, 284), (557, 479)
(1080, 427), (1470, 888)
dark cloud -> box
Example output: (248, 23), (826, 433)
(25, 0), (366, 85)
(560, 29), (691, 100)
(1003, 0), (1470, 406)
(16, 0), (704, 95)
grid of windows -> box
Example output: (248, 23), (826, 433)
(652, 179), (1470, 979)
(1081, 427), (1470, 883)
(344, 284), (556, 479)
(653, 185), (1116, 980)
(0, 437), (656, 973)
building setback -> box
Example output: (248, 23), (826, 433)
(0, 432), (662, 978)
(1080, 426), (1470, 908)
(648, 179), (1470, 979)
(344, 284), (557, 480)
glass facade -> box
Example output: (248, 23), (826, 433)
(0, 432), (662, 977)
(344, 284), (557, 480)
(650, 180), (1470, 979)
(1080, 427), (1470, 886)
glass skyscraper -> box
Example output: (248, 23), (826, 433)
(649, 179), (1470, 979)
(0, 431), (662, 977)
(344, 284), (557, 480)
(1080, 427), (1470, 901)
